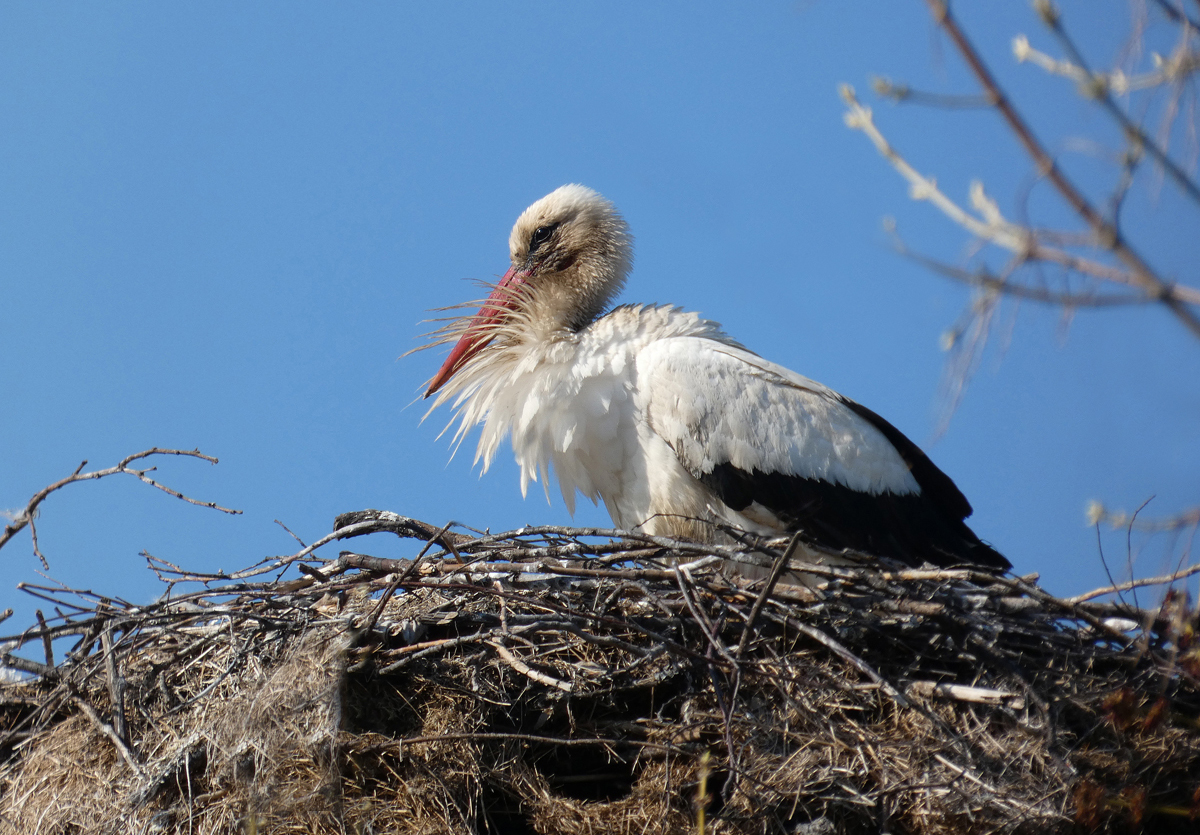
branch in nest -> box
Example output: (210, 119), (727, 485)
(908, 680), (1026, 710)
(490, 640), (574, 693)
(390, 732), (684, 756)
(4, 514), (1200, 832)
(71, 695), (144, 778)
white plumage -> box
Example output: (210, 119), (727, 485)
(424, 185), (1007, 570)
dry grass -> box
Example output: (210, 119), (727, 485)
(1, 510), (1198, 834)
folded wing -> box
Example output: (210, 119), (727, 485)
(638, 337), (1009, 569)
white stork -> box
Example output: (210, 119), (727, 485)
(423, 185), (1008, 571)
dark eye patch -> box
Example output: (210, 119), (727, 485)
(529, 223), (557, 255)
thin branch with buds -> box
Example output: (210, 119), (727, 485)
(1087, 500), (1200, 534)
(839, 86), (1200, 305)
(0, 448), (241, 569)
(923, 0), (1200, 338)
(1034, 1), (1200, 208)
(1013, 34), (1200, 95)
(842, 2), (1199, 575)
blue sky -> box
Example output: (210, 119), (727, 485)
(2, 2), (1196, 635)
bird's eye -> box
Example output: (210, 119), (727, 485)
(529, 224), (556, 254)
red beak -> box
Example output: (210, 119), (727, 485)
(425, 266), (528, 397)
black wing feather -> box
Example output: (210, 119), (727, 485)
(698, 397), (1008, 570)
(838, 397), (974, 520)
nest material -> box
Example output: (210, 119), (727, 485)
(1, 510), (1198, 834)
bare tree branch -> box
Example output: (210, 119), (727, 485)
(925, 0), (1200, 339)
(1035, 1), (1200, 207)
(1087, 500), (1200, 533)
(896, 243), (1154, 307)
(840, 86), (1200, 304)
(1, 448), (241, 569)
(1068, 557), (1200, 603)
(843, 5), (1198, 570)
(870, 76), (994, 108)
(1148, 0), (1200, 46)
(1013, 33), (1200, 94)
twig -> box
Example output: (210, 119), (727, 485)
(841, 85), (1026, 251)
(780, 616), (910, 709)
(71, 694), (144, 777)
(0, 448), (240, 568)
(871, 76), (994, 108)
(1067, 559), (1200, 604)
(379, 631), (502, 672)
(1013, 33), (1200, 94)
(1126, 497), (1155, 611)
(34, 610), (53, 668)
(675, 565), (736, 667)
(273, 519), (308, 548)
(1, 653), (56, 678)
(908, 680), (1026, 709)
(393, 732), (682, 756)
(842, 86), (1200, 306)
(899, 247), (1152, 307)
(552, 621), (652, 658)
(490, 641), (574, 693)
(1037, 2), (1200, 207)
(100, 624), (129, 745)
(925, 0), (1200, 339)
(1150, 0), (1200, 31)
(1087, 501), (1200, 533)
(933, 753), (1032, 813)
(1108, 140), (1143, 230)
(359, 523), (447, 638)
(980, 571), (1138, 647)
(735, 533), (801, 658)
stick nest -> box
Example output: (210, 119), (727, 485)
(1, 510), (1198, 834)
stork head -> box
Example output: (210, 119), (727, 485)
(425, 185), (633, 397)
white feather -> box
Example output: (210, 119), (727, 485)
(432, 302), (917, 540)
(420, 185), (1005, 570)
(636, 338), (920, 496)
